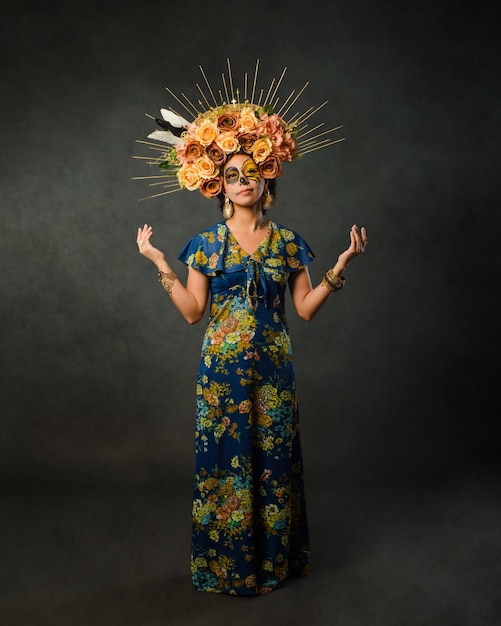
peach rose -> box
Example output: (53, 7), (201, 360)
(195, 155), (219, 179)
(177, 162), (200, 190)
(252, 137), (273, 163)
(239, 107), (259, 132)
(199, 176), (223, 198)
(216, 131), (240, 154)
(195, 119), (218, 146)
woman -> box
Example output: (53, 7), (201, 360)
(135, 62), (367, 595)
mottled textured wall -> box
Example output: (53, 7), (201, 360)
(1, 0), (498, 488)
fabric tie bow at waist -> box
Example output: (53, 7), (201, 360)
(246, 255), (272, 310)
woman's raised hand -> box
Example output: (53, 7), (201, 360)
(337, 224), (368, 268)
(136, 223), (165, 266)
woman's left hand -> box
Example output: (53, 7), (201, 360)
(337, 224), (368, 268)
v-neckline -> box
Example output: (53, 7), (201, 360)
(226, 221), (272, 257)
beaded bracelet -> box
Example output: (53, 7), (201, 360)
(321, 268), (345, 293)
(158, 270), (178, 295)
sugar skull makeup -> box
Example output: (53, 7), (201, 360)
(224, 158), (262, 185)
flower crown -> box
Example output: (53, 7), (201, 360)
(134, 59), (344, 201)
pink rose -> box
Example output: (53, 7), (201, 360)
(273, 133), (297, 161)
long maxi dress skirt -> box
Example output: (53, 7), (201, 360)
(178, 220), (314, 596)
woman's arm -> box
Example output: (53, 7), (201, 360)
(289, 224), (367, 321)
(137, 224), (209, 324)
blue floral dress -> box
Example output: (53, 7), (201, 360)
(178, 220), (314, 595)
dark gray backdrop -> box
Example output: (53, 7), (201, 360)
(1, 0), (499, 490)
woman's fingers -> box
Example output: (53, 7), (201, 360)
(360, 226), (368, 249)
(350, 224), (367, 255)
(137, 224), (153, 250)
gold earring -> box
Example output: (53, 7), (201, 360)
(223, 197), (234, 220)
(263, 187), (273, 211)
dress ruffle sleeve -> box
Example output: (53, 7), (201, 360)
(177, 223), (229, 276)
(264, 223), (315, 272)
(178, 221), (315, 277)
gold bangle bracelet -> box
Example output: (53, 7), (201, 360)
(158, 270), (178, 295)
(321, 269), (345, 293)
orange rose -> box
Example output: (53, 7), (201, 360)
(217, 111), (240, 131)
(211, 329), (225, 345)
(221, 317), (238, 333)
(184, 140), (204, 162)
(239, 399), (252, 413)
(199, 176), (223, 198)
(238, 133), (256, 154)
(206, 142), (226, 166)
(225, 494), (240, 510)
(259, 155), (282, 179)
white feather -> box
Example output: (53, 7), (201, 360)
(147, 130), (182, 145)
(160, 108), (190, 128)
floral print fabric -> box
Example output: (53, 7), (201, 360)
(178, 220), (314, 595)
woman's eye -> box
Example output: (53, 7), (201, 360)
(243, 165), (260, 180)
(225, 168), (239, 183)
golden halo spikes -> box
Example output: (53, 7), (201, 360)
(133, 59), (344, 201)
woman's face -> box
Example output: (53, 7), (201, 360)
(223, 154), (265, 207)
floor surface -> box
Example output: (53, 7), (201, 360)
(1, 467), (499, 626)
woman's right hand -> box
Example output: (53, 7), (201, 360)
(136, 223), (166, 267)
